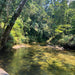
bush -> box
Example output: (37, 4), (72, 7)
(59, 34), (75, 46)
(10, 18), (26, 44)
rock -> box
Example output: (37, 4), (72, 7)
(12, 44), (31, 49)
(0, 68), (9, 75)
(31, 42), (37, 45)
(55, 45), (64, 50)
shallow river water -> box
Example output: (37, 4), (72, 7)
(0, 45), (75, 75)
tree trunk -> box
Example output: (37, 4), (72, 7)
(0, 0), (28, 51)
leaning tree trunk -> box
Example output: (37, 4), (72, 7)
(0, 0), (28, 51)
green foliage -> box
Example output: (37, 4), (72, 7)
(55, 24), (72, 35)
(59, 35), (75, 45)
(0, 0), (75, 49)
(69, 1), (75, 9)
(10, 18), (26, 44)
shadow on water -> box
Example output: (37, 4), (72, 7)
(0, 45), (75, 75)
(0, 48), (15, 69)
(7, 47), (45, 75)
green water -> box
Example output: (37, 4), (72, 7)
(2, 45), (75, 75)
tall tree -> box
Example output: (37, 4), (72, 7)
(0, 0), (28, 51)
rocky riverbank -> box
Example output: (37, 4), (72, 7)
(12, 44), (31, 49)
(12, 43), (64, 51)
(0, 68), (9, 75)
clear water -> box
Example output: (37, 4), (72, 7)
(1, 45), (75, 75)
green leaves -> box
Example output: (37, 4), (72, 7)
(55, 24), (72, 35)
(69, 1), (75, 9)
(11, 18), (25, 44)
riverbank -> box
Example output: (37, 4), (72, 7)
(0, 68), (9, 75)
(12, 43), (64, 51)
(12, 44), (31, 49)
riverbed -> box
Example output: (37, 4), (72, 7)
(0, 45), (75, 75)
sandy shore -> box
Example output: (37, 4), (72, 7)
(12, 44), (31, 49)
(12, 43), (64, 50)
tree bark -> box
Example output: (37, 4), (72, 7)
(0, 0), (28, 51)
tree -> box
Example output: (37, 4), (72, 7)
(0, 0), (28, 51)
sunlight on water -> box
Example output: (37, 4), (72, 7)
(5, 45), (75, 75)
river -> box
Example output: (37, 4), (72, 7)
(0, 45), (75, 75)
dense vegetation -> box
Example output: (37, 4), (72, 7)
(0, 0), (75, 50)
(0, 0), (75, 75)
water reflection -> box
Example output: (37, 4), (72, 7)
(3, 46), (75, 75)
